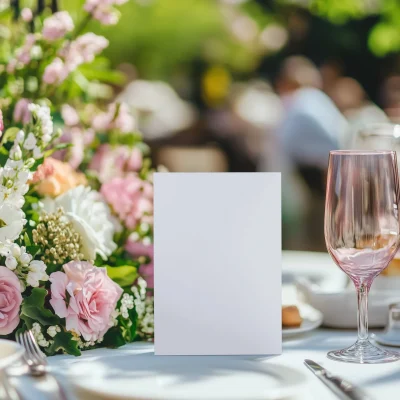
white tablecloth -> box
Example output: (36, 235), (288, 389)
(11, 251), (400, 399)
(11, 334), (400, 400)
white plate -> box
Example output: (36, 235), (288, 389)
(71, 354), (307, 400)
(283, 304), (323, 338)
(0, 339), (24, 369)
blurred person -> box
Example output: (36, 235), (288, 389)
(330, 77), (388, 148)
(320, 59), (344, 96)
(274, 56), (347, 190)
(329, 77), (364, 116)
(272, 56), (348, 251)
(381, 75), (400, 121)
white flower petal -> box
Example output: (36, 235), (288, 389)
(42, 186), (116, 260)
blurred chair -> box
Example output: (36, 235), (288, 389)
(156, 145), (229, 172)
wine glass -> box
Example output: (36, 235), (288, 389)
(325, 150), (400, 363)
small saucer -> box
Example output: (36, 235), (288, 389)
(372, 332), (400, 347)
(372, 303), (400, 347)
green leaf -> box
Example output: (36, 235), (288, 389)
(31, 157), (44, 172)
(23, 232), (32, 247)
(0, 147), (8, 167)
(2, 127), (19, 143)
(102, 326), (126, 348)
(20, 288), (60, 326)
(79, 65), (126, 85)
(106, 265), (138, 287)
(44, 143), (72, 157)
(25, 195), (39, 204)
(45, 331), (81, 356)
(128, 307), (138, 342)
(26, 245), (40, 258)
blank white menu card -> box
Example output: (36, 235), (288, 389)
(154, 173), (281, 355)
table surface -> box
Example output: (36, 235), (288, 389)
(11, 251), (400, 400)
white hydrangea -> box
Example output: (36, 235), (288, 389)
(27, 260), (49, 287)
(27, 104), (55, 158)
(0, 102), (55, 292)
(23, 132), (37, 151)
(4, 243), (48, 289)
(0, 204), (26, 242)
(28, 104), (53, 140)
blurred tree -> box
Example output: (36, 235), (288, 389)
(63, 0), (268, 80)
(278, 0), (400, 57)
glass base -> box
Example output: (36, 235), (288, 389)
(327, 340), (400, 364)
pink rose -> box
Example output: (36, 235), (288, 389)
(43, 58), (68, 85)
(61, 104), (80, 126)
(21, 8), (33, 22)
(42, 11), (74, 41)
(101, 173), (153, 230)
(70, 33), (109, 64)
(89, 144), (143, 183)
(125, 241), (154, 289)
(93, 6), (119, 25)
(92, 103), (135, 133)
(49, 261), (122, 342)
(14, 99), (31, 124)
(0, 266), (22, 335)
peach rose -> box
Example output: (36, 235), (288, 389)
(32, 158), (87, 197)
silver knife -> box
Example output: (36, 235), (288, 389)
(304, 359), (373, 400)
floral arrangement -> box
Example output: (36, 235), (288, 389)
(0, 1), (155, 355)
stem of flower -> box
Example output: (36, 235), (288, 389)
(11, 0), (19, 21)
(37, 0), (45, 15)
(73, 12), (93, 38)
(51, 0), (58, 13)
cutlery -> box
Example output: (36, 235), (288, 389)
(304, 359), (372, 400)
(16, 330), (68, 400)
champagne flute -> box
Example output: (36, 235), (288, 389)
(325, 150), (400, 363)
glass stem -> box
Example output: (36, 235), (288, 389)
(357, 283), (370, 342)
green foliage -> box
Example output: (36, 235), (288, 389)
(20, 288), (60, 327)
(0, 147), (8, 167)
(46, 330), (81, 356)
(103, 297), (138, 348)
(308, 0), (371, 23)
(106, 265), (138, 287)
(64, 0), (262, 78)
(102, 326), (126, 348)
(2, 127), (19, 144)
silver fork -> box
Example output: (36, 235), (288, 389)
(16, 330), (68, 400)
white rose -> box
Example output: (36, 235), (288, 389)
(42, 186), (116, 260)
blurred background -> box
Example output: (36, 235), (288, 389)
(66, 0), (400, 251)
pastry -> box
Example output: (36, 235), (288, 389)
(282, 305), (302, 327)
(381, 257), (400, 276)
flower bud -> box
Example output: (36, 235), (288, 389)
(10, 243), (21, 258)
(5, 256), (17, 270)
(25, 158), (35, 168)
(11, 145), (22, 160)
(16, 130), (25, 144)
